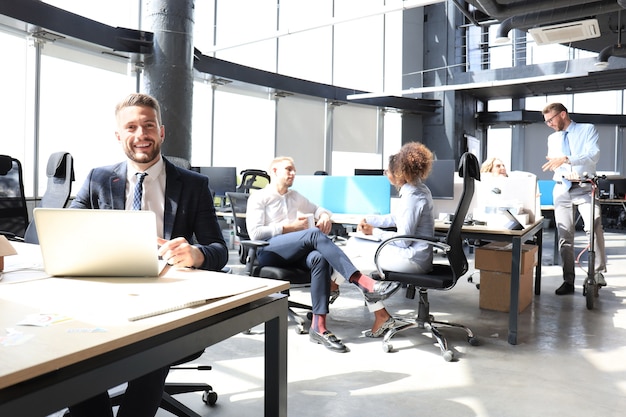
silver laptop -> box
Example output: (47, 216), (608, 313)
(34, 208), (162, 277)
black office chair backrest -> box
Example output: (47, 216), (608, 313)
(23, 152), (76, 244)
(0, 155), (29, 239)
(226, 191), (251, 243)
(40, 152), (75, 208)
(237, 169), (270, 193)
(164, 155), (192, 170)
(445, 152), (480, 278)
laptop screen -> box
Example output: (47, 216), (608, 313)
(34, 208), (161, 277)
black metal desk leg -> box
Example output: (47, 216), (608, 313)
(508, 236), (522, 345)
(535, 228), (542, 295)
(265, 297), (288, 417)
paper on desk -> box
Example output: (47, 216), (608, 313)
(125, 273), (267, 321)
(348, 231), (382, 242)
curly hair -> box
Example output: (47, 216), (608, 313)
(396, 141), (433, 184)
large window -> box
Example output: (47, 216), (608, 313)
(1, 31), (30, 193)
(212, 87), (275, 172)
(38, 45), (135, 196)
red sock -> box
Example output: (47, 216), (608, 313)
(349, 272), (374, 292)
(312, 314), (327, 333)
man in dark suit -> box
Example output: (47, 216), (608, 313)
(67, 93), (228, 417)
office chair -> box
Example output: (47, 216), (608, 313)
(236, 169), (270, 193)
(165, 155), (193, 170)
(226, 191), (312, 334)
(372, 152), (481, 361)
(23, 152), (75, 244)
(0, 155), (29, 240)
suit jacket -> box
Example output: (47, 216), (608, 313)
(70, 156), (228, 271)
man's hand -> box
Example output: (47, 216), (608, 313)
(316, 213), (332, 234)
(542, 155), (569, 172)
(357, 219), (374, 235)
(157, 237), (204, 269)
(283, 217), (310, 234)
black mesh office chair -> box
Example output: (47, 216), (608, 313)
(236, 169), (270, 193)
(372, 152), (481, 361)
(24, 152), (75, 244)
(226, 191), (312, 334)
(0, 155), (29, 240)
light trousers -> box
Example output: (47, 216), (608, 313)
(553, 182), (607, 284)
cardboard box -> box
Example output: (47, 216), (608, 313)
(479, 270), (533, 313)
(474, 242), (538, 273)
(0, 235), (18, 271)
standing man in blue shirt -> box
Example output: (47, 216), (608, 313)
(542, 102), (607, 295)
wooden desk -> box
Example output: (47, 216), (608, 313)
(0, 245), (289, 417)
(436, 219), (544, 345)
(599, 197), (626, 209)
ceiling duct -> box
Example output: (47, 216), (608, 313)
(596, 8), (626, 69)
(528, 19), (601, 45)
(495, 0), (621, 43)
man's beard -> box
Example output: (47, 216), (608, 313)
(125, 145), (160, 164)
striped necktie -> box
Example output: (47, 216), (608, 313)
(132, 172), (148, 210)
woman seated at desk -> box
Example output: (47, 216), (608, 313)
(344, 142), (435, 336)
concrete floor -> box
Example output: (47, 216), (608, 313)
(158, 228), (626, 417)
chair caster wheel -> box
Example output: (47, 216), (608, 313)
(468, 337), (479, 346)
(443, 350), (454, 362)
(202, 390), (218, 405)
(383, 343), (392, 353)
(306, 312), (313, 320)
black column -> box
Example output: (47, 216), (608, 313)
(143, 0), (195, 160)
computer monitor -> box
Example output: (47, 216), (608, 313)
(354, 168), (398, 197)
(598, 176), (626, 199)
(424, 159), (455, 200)
(354, 168), (384, 176)
(198, 167), (237, 200)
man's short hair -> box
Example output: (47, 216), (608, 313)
(269, 156), (295, 172)
(542, 102), (568, 116)
(115, 93), (163, 125)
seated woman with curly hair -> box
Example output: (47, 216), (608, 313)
(345, 141), (436, 337)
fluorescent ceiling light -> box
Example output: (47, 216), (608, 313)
(346, 72), (589, 100)
(204, 0), (446, 53)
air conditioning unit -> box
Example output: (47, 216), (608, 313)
(528, 19), (600, 45)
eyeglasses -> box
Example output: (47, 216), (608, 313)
(544, 111), (562, 125)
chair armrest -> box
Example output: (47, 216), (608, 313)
(0, 231), (24, 242)
(239, 240), (269, 275)
(373, 234), (451, 278)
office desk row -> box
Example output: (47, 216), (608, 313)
(0, 242), (289, 417)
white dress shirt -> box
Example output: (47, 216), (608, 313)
(246, 185), (331, 241)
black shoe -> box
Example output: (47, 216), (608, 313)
(309, 329), (347, 353)
(555, 282), (575, 295)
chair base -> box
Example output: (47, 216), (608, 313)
(107, 380), (217, 417)
(382, 289), (478, 361)
(288, 300), (312, 334)
(160, 383), (218, 417)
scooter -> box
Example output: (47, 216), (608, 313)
(573, 174), (605, 310)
